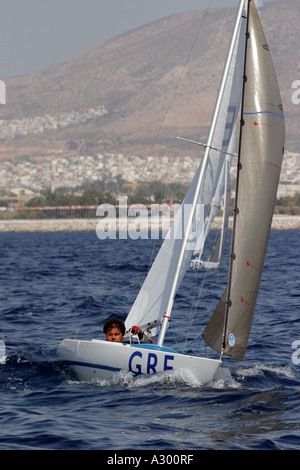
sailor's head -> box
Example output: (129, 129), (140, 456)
(103, 318), (125, 342)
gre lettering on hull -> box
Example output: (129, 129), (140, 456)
(128, 350), (174, 376)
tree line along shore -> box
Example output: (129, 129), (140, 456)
(1, 181), (300, 219)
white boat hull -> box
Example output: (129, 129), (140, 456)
(57, 338), (221, 386)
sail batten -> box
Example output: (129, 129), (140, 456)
(204, 0), (285, 361)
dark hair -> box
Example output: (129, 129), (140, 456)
(103, 318), (125, 335)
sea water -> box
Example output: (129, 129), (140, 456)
(0, 229), (299, 450)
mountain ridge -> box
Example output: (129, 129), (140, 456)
(0, 0), (299, 162)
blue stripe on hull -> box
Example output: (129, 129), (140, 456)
(67, 361), (122, 372)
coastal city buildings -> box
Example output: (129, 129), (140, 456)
(0, 106), (299, 203)
(0, 150), (299, 203)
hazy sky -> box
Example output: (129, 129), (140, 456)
(1, 0), (271, 79)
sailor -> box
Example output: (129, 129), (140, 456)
(103, 318), (154, 344)
(103, 318), (125, 342)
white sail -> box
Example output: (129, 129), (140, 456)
(124, 162), (203, 331)
(125, 2), (247, 335)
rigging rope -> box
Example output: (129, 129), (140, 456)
(170, 320), (207, 356)
(183, 267), (209, 349)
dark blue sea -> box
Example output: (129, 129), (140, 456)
(0, 228), (299, 452)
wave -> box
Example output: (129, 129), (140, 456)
(62, 362), (296, 392)
(65, 368), (205, 390)
(235, 364), (295, 380)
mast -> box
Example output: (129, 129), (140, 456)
(157, 0), (247, 347)
(221, 0), (251, 354)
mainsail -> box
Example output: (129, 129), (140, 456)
(125, 2), (248, 335)
(203, 1), (285, 361)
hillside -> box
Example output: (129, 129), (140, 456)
(0, 0), (299, 162)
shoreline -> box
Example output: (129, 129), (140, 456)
(0, 214), (300, 232)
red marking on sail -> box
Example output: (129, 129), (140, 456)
(253, 121), (271, 127)
(246, 261), (258, 270)
(241, 297), (251, 306)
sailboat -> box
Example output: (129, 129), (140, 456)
(57, 0), (285, 385)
